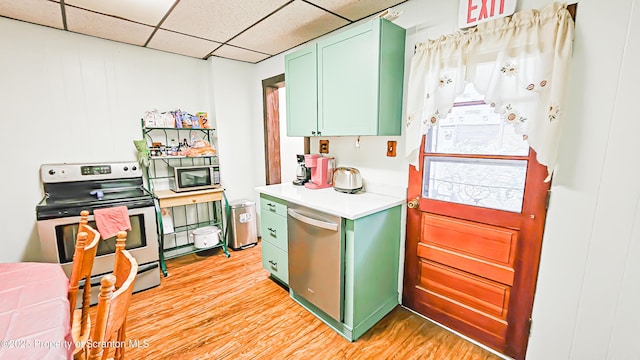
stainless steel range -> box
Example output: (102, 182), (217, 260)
(36, 161), (161, 304)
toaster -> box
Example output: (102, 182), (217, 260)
(333, 167), (363, 194)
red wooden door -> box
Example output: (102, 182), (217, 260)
(403, 89), (551, 359)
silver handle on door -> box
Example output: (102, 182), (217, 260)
(287, 209), (338, 231)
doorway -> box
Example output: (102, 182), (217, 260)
(262, 74), (307, 185)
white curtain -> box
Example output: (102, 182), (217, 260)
(405, 2), (574, 180)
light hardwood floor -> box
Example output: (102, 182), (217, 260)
(116, 241), (501, 359)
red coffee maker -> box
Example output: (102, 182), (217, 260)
(304, 154), (331, 189)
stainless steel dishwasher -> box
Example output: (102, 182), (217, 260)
(287, 202), (344, 321)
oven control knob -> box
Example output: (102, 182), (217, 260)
(132, 165), (137, 171)
(48, 169), (55, 175)
(123, 166), (129, 171)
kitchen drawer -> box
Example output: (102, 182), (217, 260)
(155, 189), (223, 208)
(260, 209), (287, 251)
(260, 195), (287, 217)
(262, 240), (288, 284)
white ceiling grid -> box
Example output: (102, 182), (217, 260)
(0, 0), (407, 63)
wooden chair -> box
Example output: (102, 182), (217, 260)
(68, 210), (101, 358)
(84, 231), (138, 360)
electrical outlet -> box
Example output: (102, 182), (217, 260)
(387, 141), (397, 157)
(319, 140), (329, 154)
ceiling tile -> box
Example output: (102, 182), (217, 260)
(65, 6), (154, 46)
(308, 0), (406, 21)
(147, 29), (222, 59)
(0, 0), (63, 29)
(161, 0), (290, 43)
(229, 0), (349, 55)
(212, 45), (270, 64)
(64, 0), (175, 26)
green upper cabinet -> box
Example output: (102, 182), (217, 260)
(285, 18), (406, 137)
(285, 46), (318, 137)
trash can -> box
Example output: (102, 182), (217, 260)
(227, 200), (258, 250)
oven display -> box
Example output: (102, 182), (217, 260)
(81, 165), (111, 176)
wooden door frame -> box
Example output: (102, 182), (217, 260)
(262, 74), (285, 185)
(262, 74), (310, 185)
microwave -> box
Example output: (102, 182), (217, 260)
(169, 165), (221, 192)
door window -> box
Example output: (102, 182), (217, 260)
(55, 214), (146, 263)
(422, 84), (529, 213)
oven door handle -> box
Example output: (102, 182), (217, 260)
(80, 262), (159, 288)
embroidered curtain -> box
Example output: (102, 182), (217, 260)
(405, 2), (574, 180)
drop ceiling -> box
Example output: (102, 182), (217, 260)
(0, 0), (407, 63)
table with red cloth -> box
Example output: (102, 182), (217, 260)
(0, 262), (73, 360)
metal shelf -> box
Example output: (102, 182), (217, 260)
(162, 242), (226, 261)
(166, 219), (221, 235)
(141, 119), (229, 277)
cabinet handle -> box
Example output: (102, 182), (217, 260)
(317, 131), (322, 136)
(311, 131), (316, 136)
(268, 260), (277, 268)
(267, 203), (276, 211)
(267, 227), (277, 236)
(192, 199), (197, 203)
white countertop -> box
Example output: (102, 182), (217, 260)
(255, 182), (405, 220)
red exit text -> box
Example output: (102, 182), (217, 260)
(459, 0), (516, 28)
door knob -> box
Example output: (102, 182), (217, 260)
(407, 197), (419, 209)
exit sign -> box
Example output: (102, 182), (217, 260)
(459, 0), (517, 28)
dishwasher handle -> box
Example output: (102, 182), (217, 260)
(287, 209), (339, 231)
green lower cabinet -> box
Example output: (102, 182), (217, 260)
(260, 194), (288, 285)
(260, 195), (288, 217)
(260, 210), (288, 251)
(262, 241), (288, 284)
(290, 205), (401, 341)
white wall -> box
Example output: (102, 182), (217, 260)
(208, 57), (261, 204)
(278, 87), (304, 183)
(0, 18), (212, 263)
(529, 0), (640, 359)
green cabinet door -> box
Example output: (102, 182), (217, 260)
(318, 21), (377, 136)
(285, 45), (317, 137)
(260, 194), (289, 285)
(318, 18), (406, 136)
